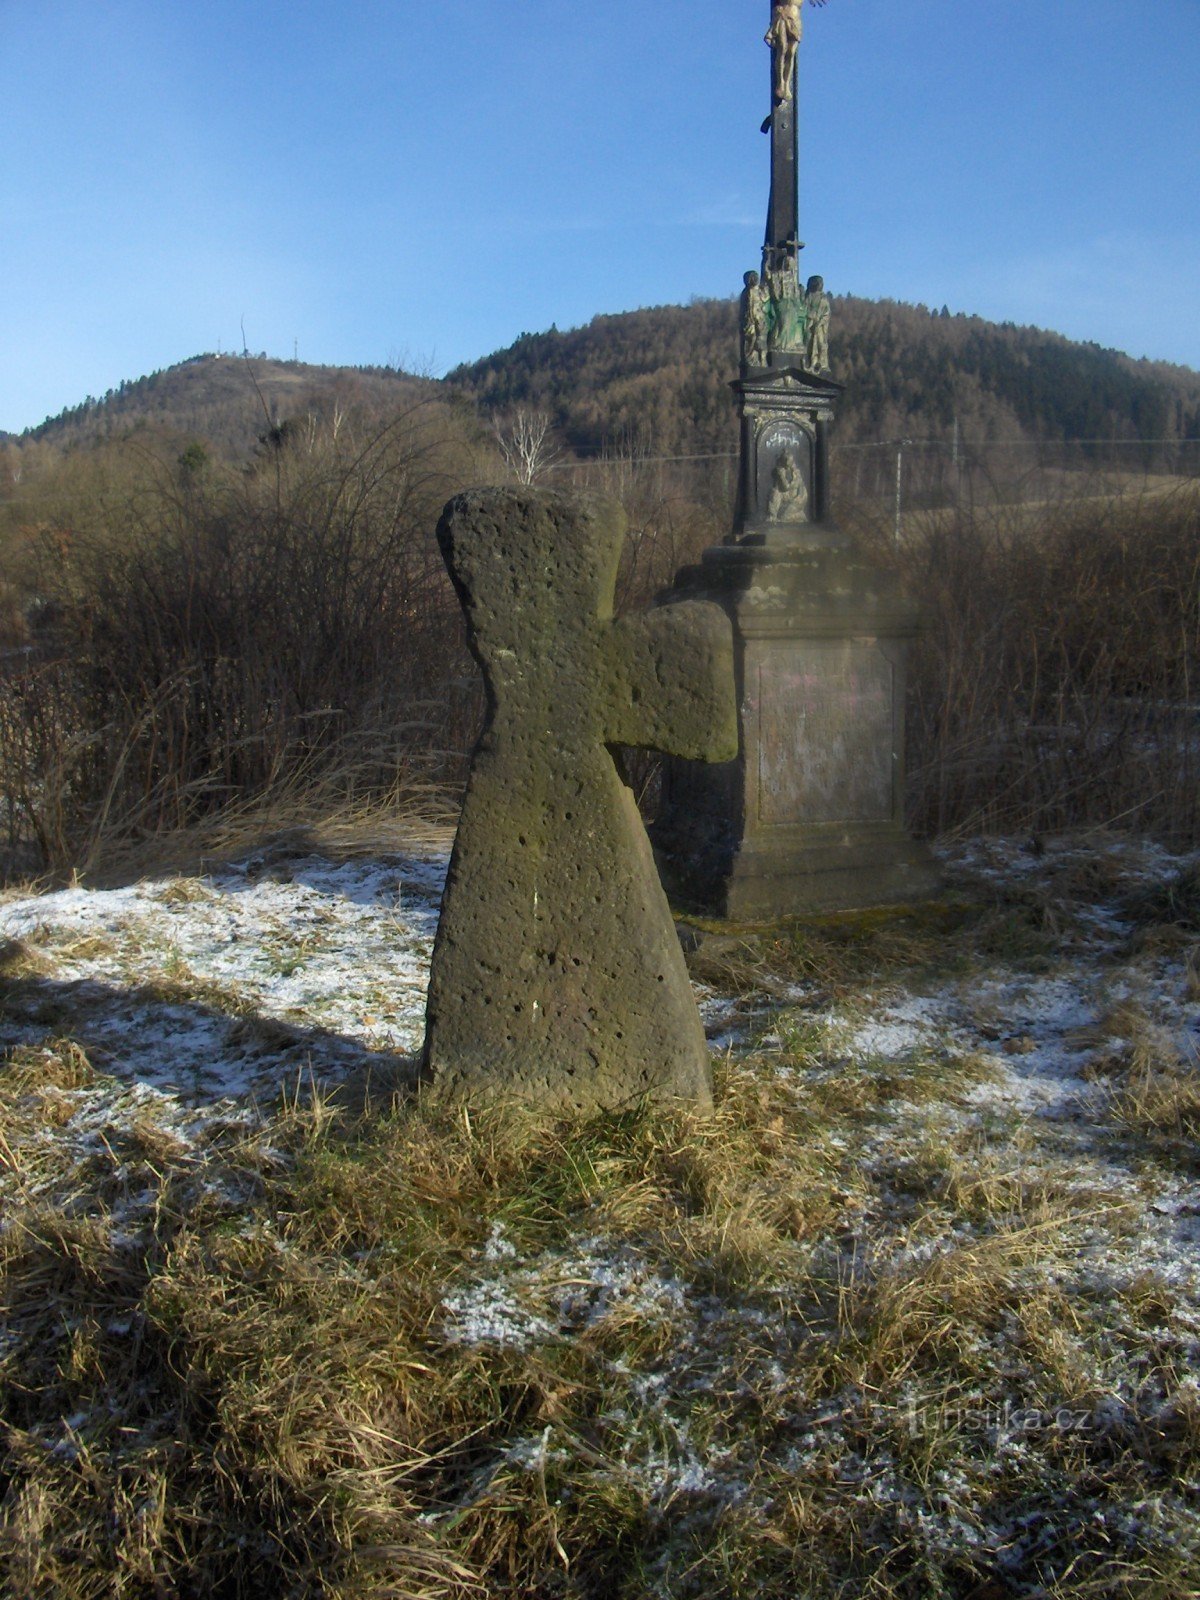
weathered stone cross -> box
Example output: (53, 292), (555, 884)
(422, 487), (737, 1112)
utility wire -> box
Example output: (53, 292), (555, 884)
(544, 437), (1198, 468)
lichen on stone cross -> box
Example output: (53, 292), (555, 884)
(422, 487), (738, 1112)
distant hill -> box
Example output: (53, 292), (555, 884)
(446, 298), (1200, 457)
(22, 354), (443, 457)
(14, 300), (1200, 468)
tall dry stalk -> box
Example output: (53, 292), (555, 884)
(0, 402), (483, 876)
(854, 487), (1200, 841)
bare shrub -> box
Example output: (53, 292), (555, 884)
(852, 487), (1200, 842)
(6, 406), (1198, 875)
(0, 402), (484, 875)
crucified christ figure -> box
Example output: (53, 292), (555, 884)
(765, 0), (802, 102)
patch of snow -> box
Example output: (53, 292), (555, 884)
(504, 1427), (560, 1473)
(440, 1279), (556, 1349)
(484, 1221), (518, 1262)
(443, 1234), (691, 1352)
(0, 851), (447, 1102)
(842, 997), (943, 1062)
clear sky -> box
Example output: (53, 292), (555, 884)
(2, 0), (1198, 434)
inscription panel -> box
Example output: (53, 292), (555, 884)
(755, 641), (894, 826)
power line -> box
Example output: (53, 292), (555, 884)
(2, 439), (1195, 510)
(544, 450), (737, 468)
(543, 437), (1198, 469)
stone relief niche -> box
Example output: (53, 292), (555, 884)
(755, 419), (813, 525)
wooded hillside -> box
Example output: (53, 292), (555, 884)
(19, 355), (444, 458)
(447, 297), (1200, 457)
(12, 299), (1199, 468)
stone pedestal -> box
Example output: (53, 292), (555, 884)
(653, 365), (939, 919)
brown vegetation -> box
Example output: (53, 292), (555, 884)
(852, 487), (1200, 842)
(3, 421), (1200, 879)
(2, 313), (1200, 881)
(0, 399), (489, 877)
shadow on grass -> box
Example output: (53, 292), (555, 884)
(0, 954), (427, 1110)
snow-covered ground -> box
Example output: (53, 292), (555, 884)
(7, 831), (1197, 1309)
(0, 850), (445, 1101)
(3, 838), (1198, 1271)
(3, 832), (1199, 1577)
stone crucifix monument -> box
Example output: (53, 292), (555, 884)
(422, 488), (737, 1111)
(652, 1), (938, 917)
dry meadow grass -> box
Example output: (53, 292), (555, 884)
(2, 835), (1198, 1598)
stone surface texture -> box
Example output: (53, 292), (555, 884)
(422, 488), (737, 1112)
(653, 532), (940, 919)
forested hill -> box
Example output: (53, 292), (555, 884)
(16, 300), (1200, 463)
(447, 297), (1200, 456)
(23, 354), (437, 456)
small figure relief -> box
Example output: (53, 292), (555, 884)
(764, 255), (807, 356)
(804, 274), (831, 374)
(765, 0), (803, 103)
(767, 450), (808, 522)
(740, 270), (768, 368)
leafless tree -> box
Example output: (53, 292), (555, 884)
(492, 409), (562, 485)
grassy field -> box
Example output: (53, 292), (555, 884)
(1, 831), (1198, 1598)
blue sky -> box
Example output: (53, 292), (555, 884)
(2, 0), (1198, 434)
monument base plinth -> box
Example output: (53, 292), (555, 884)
(653, 530), (940, 920)
(660, 824), (939, 921)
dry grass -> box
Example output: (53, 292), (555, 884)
(6, 464), (1200, 890)
(81, 787), (461, 893)
(2, 1073), (1195, 1595)
(0, 408), (482, 883)
(3, 835), (1200, 1597)
(1107, 1018), (1200, 1167)
(853, 486), (1200, 844)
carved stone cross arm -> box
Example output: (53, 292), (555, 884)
(605, 608), (739, 761)
(421, 487), (738, 1114)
